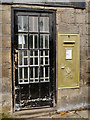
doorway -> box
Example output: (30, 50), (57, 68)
(12, 8), (56, 111)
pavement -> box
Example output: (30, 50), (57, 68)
(1, 108), (89, 119)
(37, 109), (89, 119)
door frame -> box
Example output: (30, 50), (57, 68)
(11, 7), (56, 112)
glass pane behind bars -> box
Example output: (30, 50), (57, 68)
(29, 17), (38, 32)
(40, 35), (49, 48)
(40, 17), (49, 32)
(18, 35), (28, 49)
(18, 16), (28, 32)
(29, 34), (38, 49)
(19, 51), (28, 66)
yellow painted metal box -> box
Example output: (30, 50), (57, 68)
(57, 33), (80, 88)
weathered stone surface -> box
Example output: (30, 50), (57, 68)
(0, 24), (2, 36)
(57, 24), (79, 33)
(0, 66), (2, 78)
(86, 12), (90, 24)
(86, 24), (90, 35)
(0, 78), (2, 93)
(0, 93), (2, 114)
(57, 8), (75, 13)
(61, 13), (75, 24)
(76, 110), (88, 118)
(0, 11), (2, 23)
(56, 13), (62, 25)
(80, 35), (88, 47)
(2, 64), (11, 78)
(75, 9), (83, 13)
(0, 36), (2, 48)
(2, 49), (11, 64)
(80, 47), (87, 60)
(88, 61), (90, 72)
(87, 47), (90, 59)
(78, 24), (88, 35)
(57, 87), (88, 112)
(0, 49), (2, 66)
(2, 24), (11, 35)
(2, 5), (11, 11)
(2, 93), (12, 106)
(88, 35), (90, 46)
(2, 36), (11, 48)
(0, 5), (2, 10)
(2, 10), (11, 23)
(88, 3), (90, 12)
(80, 61), (88, 85)
(76, 14), (85, 24)
(2, 78), (12, 93)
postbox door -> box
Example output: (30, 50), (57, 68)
(57, 33), (80, 88)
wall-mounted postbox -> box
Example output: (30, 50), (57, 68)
(57, 33), (80, 88)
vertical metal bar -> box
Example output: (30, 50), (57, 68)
(28, 16), (30, 84)
(33, 17), (34, 32)
(38, 16), (41, 100)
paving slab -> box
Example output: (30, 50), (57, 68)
(76, 110), (89, 118)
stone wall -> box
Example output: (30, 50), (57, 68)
(0, 5), (2, 118)
(0, 2), (89, 114)
(56, 5), (89, 112)
(0, 5), (12, 114)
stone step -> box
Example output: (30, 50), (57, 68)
(12, 107), (56, 118)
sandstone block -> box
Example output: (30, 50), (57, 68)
(2, 5), (11, 11)
(0, 36), (2, 48)
(87, 24), (90, 35)
(2, 10), (11, 24)
(76, 14), (85, 24)
(80, 35), (88, 47)
(88, 3), (90, 12)
(87, 47), (90, 59)
(0, 11), (2, 23)
(2, 64), (11, 78)
(88, 61), (90, 72)
(0, 66), (2, 78)
(85, 13), (89, 24)
(2, 78), (12, 93)
(2, 49), (11, 64)
(2, 24), (11, 35)
(80, 47), (87, 61)
(61, 13), (75, 24)
(75, 9), (83, 13)
(0, 93), (2, 114)
(0, 24), (2, 36)
(80, 61), (88, 84)
(56, 13), (61, 25)
(2, 93), (12, 113)
(57, 8), (75, 13)
(0, 5), (2, 10)
(0, 49), (2, 66)
(88, 74), (90, 84)
(2, 36), (11, 48)
(0, 78), (2, 92)
(57, 24), (79, 33)
(79, 24), (88, 35)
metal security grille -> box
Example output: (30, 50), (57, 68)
(17, 15), (50, 84)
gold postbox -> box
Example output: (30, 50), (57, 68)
(57, 33), (80, 88)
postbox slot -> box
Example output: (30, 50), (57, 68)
(64, 41), (75, 44)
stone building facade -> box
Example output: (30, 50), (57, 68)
(0, 0), (89, 117)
